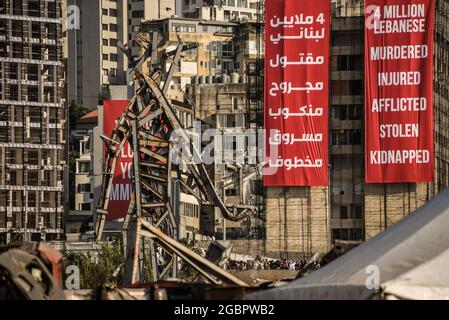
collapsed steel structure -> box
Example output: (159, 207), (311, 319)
(94, 33), (256, 286)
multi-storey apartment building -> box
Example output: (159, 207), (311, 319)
(67, 0), (129, 108)
(141, 17), (260, 93)
(128, 0), (176, 57)
(67, 0), (177, 108)
(188, 82), (250, 237)
(0, 0), (66, 243)
(182, 0), (259, 22)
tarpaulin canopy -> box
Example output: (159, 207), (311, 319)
(247, 187), (449, 300)
(382, 247), (449, 300)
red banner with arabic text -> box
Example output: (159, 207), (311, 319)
(264, 0), (329, 186)
(365, 0), (434, 183)
(103, 100), (132, 221)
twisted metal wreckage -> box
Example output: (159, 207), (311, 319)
(93, 32), (260, 287)
(0, 32), (268, 300)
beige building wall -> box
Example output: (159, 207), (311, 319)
(364, 183), (430, 239)
(142, 18), (239, 92)
(178, 193), (201, 241)
(266, 187), (330, 259)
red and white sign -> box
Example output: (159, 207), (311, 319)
(365, 0), (434, 183)
(103, 100), (132, 221)
(264, 0), (330, 186)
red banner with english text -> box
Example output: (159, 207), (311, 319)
(365, 0), (434, 183)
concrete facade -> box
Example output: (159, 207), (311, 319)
(0, 0), (66, 243)
(67, 0), (129, 108)
(189, 82), (256, 238)
(266, 187), (330, 259)
(182, 0), (260, 22)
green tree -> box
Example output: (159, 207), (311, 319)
(63, 240), (154, 288)
(68, 100), (89, 131)
(63, 240), (125, 288)
(99, 87), (111, 102)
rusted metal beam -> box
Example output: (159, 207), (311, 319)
(139, 219), (248, 287)
(122, 120), (144, 284)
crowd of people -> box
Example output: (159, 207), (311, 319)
(225, 257), (317, 271)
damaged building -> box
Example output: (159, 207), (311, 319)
(0, 0), (66, 243)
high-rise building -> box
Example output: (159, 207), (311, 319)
(265, 0), (449, 259)
(0, 0), (66, 243)
(128, 0), (176, 57)
(67, 0), (129, 108)
(141, 17), (261, 94)
(67, 0), (177, 108)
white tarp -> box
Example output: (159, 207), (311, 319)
(382, 247), (449, 300)
(247, 187), (449, 300)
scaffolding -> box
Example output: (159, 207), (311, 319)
(245, 0), (265, 237)
(0, 0), (65, 244)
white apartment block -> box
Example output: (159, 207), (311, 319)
(68, 0), (178, 107)
(67, 0), (129, 108)
(182, 0), (259, 22)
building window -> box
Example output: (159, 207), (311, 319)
(103, 54), (109, 61)
(335, 55), (363, 71)
(354, 205), (363, 219)
(132, 10), (144, 18)
(238, 0), (248, 8)
(109, 9), (117, 17)
(78, 183), (91, 193)
(331, 31), (363, 46)
(110, 38), (117, 46)
(172, 24), (196, 33)
(331, 105), (362, 121)
(109, 24), (117, 32)
(102, 24), (108, 31)
(331, 80), (363, 96)
(81, 203), (91, 211)
(110, 53), (118, 62)
(332, 228), (363, 241)
(331, 130), (362, 145)
(232, 97), (239, 111)
(78, 162), (90, 174)
(225, 188), (238, 197)
(102, 9), (108, 15)
(102, 39), (108, 46)
(340, 206), (348, 219)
